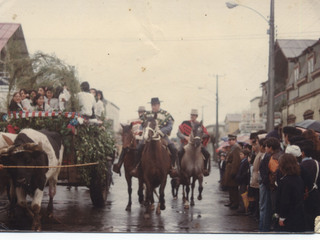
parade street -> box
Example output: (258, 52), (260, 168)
(0, 162), (258, 233)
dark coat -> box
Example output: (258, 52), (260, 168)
(235, 158), (250, 185)
(222, 144), (241, 187)
(276, 175), (306, 232)
(300, 159), (320, 231)
(259, 153), (271, 188)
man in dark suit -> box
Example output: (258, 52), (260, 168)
(222, 134), (242, 209)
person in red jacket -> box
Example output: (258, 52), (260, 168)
(177, 109), (210, 176)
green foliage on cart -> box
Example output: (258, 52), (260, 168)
(7, 116), (115, 187)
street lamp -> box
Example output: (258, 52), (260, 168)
(226, 1), (275, 132)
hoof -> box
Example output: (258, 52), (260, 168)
(184, 204), (189, 209)
(150, 203), (155, 211)
(160, 204), (166, 211)
(191, 201), (195, 206)
(198, 196), (202, 201)
(125, 205), (131, 211)
(144, 213), (150, 219)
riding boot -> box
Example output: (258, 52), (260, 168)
(112, 148), (126, 174)
(130, 143), (144, 177)
(168, 143), (178, 178)
(201, 147), (210, 176)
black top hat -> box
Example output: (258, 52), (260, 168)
(149, 97), (162, 105)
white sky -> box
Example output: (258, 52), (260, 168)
(1, 0), (320, 134)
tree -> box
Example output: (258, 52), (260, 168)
(5, 45), (80, 111)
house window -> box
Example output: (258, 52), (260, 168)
(308, 56), (314, 74)
(294, 65), (299, 82)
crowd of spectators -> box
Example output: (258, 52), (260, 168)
(218, 126), (320, 232)
(8, 82), (106, 120)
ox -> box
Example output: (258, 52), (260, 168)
(0, 128), (64, 231)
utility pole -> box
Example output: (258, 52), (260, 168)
(266, 0), (275, 132)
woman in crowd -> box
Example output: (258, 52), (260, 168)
(302, 129), (320, 161)
(95, 90), (105, 119)
(32, 93), (51, 111)
(29, 90), (37, 102)
(19, 88), (33, 111)
(45, 86), (59, 110)
(8, 92), (25, 112)
(276, 153), (305, 232)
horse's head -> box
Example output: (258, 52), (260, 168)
(121, 123), (135, 148)
(190, 121), (203, 148)
(142, 114), (160, 141)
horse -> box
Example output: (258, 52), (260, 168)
(140, 114), (171, 218)
(119, 123), (144, 211)
(179, 121), (205, 209)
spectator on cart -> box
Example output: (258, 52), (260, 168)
(32, 93), (51, 111)
(95, 90), (105, 119)
(45, 86), (59, 111)
(19, 88), (33, 112)
(8, 92), (25, 112)
(29, 90), (37, 102)
(55, 86), (70, 112)
(78, 81), (96, 119)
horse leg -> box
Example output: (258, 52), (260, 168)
(159, 179), (167, 211)
(144, 183), (152, 219)
(190, 177), (196, 206)
(198, 175), (203, 201)
(125, 175), (132, 211)
(184, 182), (191, 209)
(138, 178), (144, 205)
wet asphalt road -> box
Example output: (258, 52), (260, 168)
(0, 162), (258, 233)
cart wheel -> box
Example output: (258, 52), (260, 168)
(89, 168), (108, 207)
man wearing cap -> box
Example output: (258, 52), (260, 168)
(222, 134), (242, 209)
(131, 97), (178, 177)
(113, 106), (146, 174)
(177, 109), (211, 176)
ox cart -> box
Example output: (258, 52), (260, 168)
(0, 111), (115, 208)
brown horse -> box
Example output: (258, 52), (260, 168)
(140, 115), (171, 218)
(180, 121), (205, 209)
(119, 124), (144, 211)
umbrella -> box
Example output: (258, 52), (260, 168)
(295, 119), (320, 133)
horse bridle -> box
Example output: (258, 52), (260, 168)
(144, 126), (161, 141)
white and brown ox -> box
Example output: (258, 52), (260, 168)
(0, 128), (64, 231)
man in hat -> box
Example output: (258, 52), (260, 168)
(130, 97), (178, 177)
(222, 134), (242, 209)
(113, 106), (146, 174)
(177, 109), (211, 176)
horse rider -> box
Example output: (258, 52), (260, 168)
(130, 97), (178, 178)
(177, 109), (211, 176)
(113, 106), (146, 174)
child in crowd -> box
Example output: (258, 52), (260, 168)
(236, 149), (251, 214)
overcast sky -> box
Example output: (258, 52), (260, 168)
(1, 0), (320, 133)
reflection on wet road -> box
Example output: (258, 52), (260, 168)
(0, 163), (258, 233)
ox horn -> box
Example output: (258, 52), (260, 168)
(2, 134), (14, 146)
